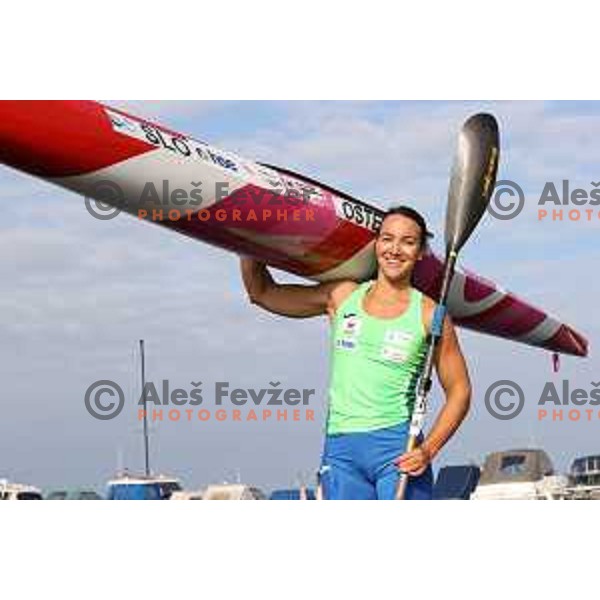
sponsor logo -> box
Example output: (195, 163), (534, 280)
(341, 313), (361, 337)
(381, 346), (408, 363)
(384, 330), (414, 346)
(336, 339), (357, 351)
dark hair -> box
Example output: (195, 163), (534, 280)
(378, 205), (433, 249)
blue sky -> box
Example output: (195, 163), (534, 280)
(0, 101), (599, 492)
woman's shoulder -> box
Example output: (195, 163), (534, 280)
(330, 280), (362, 306)
(326, 280), (365, 318)
(418, 291), (456, 333)
(418, 291), (436, 331)
(419, 291), (435, 309)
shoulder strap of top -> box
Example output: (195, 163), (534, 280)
(410, 287), (426, 334)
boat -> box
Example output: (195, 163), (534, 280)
(470, 449), (567, 500)
(433, 465), (480, 500)
(562, 455), (600, 499)
(170, 490), (204, 500)
(105, 341), (185, 500)
(106, 472), (183, 500)
(45, 487), (103, 500)
(201, 484), (266, 500)
(269, 486), (317, 500)
(0, 479), (43, 500)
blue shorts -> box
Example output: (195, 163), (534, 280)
(319, 422), (433, 500)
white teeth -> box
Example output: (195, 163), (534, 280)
(382, 255), (404, 266)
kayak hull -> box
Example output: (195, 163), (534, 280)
(0, 101), (587, 357)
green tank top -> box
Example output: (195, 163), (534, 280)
(326, 281), (427, 435)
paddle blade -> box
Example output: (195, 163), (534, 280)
(445, 113), (499, 254)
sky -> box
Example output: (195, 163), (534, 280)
(1, 100), (599, 493)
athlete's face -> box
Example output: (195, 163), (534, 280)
(375, 215), (424, 282)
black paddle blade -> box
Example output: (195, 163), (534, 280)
(445, 113), (499, 254)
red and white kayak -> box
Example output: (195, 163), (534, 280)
(0, 101), (588, 357)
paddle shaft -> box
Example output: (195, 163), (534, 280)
(396, 250), (457, 500)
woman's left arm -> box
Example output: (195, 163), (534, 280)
(420, 315), (472, 461)
(397, 314), (472, 476)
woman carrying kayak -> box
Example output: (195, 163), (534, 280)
(240, 205), (471, 500)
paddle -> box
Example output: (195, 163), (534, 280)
(396, 113), (500, 500)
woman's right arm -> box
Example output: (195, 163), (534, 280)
(240, 257), (357, 319)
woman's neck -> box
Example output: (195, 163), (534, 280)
(369, 275), (412, 304)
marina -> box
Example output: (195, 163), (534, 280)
(2, 448), (598, 500)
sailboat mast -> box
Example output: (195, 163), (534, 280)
(140, 339), (150, 477)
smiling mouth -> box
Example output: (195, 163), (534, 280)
(383, 257), (406, 267)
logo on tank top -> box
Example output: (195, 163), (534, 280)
(381, 346), (409, 363)
(384, 330), (414, 346)
(336, 313), (362, 351)
(342, 313), (362, 337)
(381, 329), (415, 363)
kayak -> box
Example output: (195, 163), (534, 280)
(0, 101), (587, 357)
